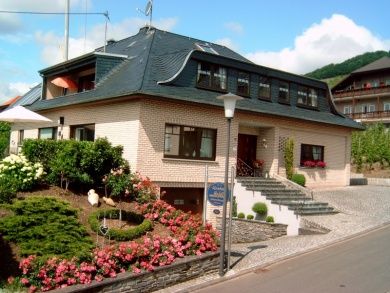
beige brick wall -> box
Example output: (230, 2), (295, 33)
(10, 100), (141, 169)
(10, 97), (353, 188)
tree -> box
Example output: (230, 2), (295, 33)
(0, 122), (11, 158)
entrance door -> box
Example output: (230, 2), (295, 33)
(237, 134), (257, 176)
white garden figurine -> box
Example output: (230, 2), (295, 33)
(87, 189), (100, 207)
(102, 196), (116, 207)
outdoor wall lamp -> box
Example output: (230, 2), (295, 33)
(216, 93), (243, 277)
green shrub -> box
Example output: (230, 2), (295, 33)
(232, 196), (237, 217)
(266, 216), (274, 223)
(291, 174), (306, 186)
(22, 139), (60, 172)
(88, 209), (152, 241)
(246, 214), (254, 220)
(0, 176), (18, 203)
(237, 212), (245, 219)
(0, 197), (93, 261)
(0, 122), (10, 159)
(252, 202), (268, 216)
(284, 138), (295, 180)
(0, 154), (44, 191)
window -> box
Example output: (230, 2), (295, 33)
(164, 124), (216, 160)
(78, 74), (95, 92)
(18, 130), (24, 145)
(70, 124), (95, 141)
(361, 104), (375, 113)
(197, 62), (227, 91)
(258, 76), (271, 100)
(300, 144), (324, 165)
(297, 86), (318, 108)
(278, 80), (289, 103)
(384, 103), (390, 111)
(196, 43), (218, 55)
(39, 127), (57, 140)
(343, 106), (352, 114)
(237, 71), (250, 96)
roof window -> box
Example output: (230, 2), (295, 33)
(195, 43), (218, 55)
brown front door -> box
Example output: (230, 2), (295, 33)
(237, 134), (257, 176)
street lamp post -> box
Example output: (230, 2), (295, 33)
(217, 93), (243, 277)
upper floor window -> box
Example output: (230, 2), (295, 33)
(297, 86), (318, 108)
(78, 74), (95, 92)
(196, 43), (218, 55)
(197, 62), (227, 91)
(278, 80), (289, 103)
(258, 76), (271, 100)
(39, 127), (57, 140)
(384, 103), (390, 111)
(70, 124), (95, 141)
(343, 105), (352, 114)
(237, 71), (250, 96)
(164, 124), (216, 160)
(361, 104), (375, 113)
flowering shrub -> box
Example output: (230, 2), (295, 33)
(0, 154), (44, 191)
(16, 198), (219, 292)
(316, 161), (327, 168)
(253, 159), (264, 169)
(103, 169), (158, 204)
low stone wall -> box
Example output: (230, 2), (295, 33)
(218, 218), (287, 243)
(367, 178), (390, 186)
(55, 252), (219, 293)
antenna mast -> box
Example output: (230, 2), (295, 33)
(64, 0), (70, 61)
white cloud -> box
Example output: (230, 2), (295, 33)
(246, 14), (390, 74)
(214, 37), (239, 52)
(0, 14), (22, 33)
(35, 17), (178, 65)
(224, 22), (244, 35)
(0, 81), (36, 103)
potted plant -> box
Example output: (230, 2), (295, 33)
(253, 159), (264, 177)
(252, 202), (268, 220)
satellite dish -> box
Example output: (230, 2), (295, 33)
(145, 0), (152, 16)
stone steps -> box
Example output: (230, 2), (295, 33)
(238, 177), (337, 216)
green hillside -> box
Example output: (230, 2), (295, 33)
(305, 51), (390, 80)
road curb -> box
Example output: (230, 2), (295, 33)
(175, 221), (390, 292)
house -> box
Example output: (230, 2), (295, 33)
(332, 56), (390, 126)
(10, 26), (362, 215)
(0, 95), (21, 112)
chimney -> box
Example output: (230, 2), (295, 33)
(107, 39), (116, 46)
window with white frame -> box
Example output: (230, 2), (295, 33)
(39, 127), (57, 140)
(343, 105), (352, 114)
(361, 104), (375, 113)
(384, 103), (390, 111)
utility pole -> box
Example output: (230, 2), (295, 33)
(64, 0), (70, 61)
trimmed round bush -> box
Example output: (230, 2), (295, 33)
(252, 202), (268, 216)
(89, 209), (152, 241)
(246, 214), (254, 220)
(291, 173), (306, 187)
(266, 216), (274, 223)
(237, 212), (245, 219)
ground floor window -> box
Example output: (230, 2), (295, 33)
(300, 144), (324, 165)
(70, 124), (95, 141)
(160, 187), (203, 214)
(164, 124), (216, 160)
(39, 127), (57, 140)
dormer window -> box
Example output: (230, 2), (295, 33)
(195, 43), (218, 55)
(197, 62), (227, 91)
(78, 74), (95, 92)
(237, 71), (250, 96)
(278, 80), (290, 104)
(297, 86), (318, 108)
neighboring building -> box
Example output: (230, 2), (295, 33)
(332, 56), (390, 126)
(10, 26), (362, 214)
(0, 95), (21, 112)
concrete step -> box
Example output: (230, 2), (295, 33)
(273, 201), (329, 208)
(295, 209), (338, 215)
(268, 195), (311, 201)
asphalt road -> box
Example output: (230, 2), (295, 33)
(195, 225), (390, 293)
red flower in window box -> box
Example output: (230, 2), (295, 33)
(316, 161), (327, 168)
(303, 160), (316, 168)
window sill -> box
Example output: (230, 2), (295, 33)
(258, 97), (272, 102)
(278, 100), (290, 105)
(297, 104), (319, 111)
(162, 157), (218, 164)
(196, 85), (228, 94)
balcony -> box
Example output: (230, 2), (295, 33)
(333, 85), (390, 100)
(346, 110), (390, 120)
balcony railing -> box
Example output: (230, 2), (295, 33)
(346, 110), (390, 120)
(333, 85), (390, 99)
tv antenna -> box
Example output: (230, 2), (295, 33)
(137, 0), (153, 27)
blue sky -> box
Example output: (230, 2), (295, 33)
(0, 0), (389, 102)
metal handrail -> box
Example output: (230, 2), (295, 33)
(236, 158), (254, 177)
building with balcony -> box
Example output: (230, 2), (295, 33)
(332, 56), (390, 126)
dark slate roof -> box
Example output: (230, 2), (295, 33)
(29, 26), (362, 130)
(352, 56), (390, 74)
(11, 84), (41, 108)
